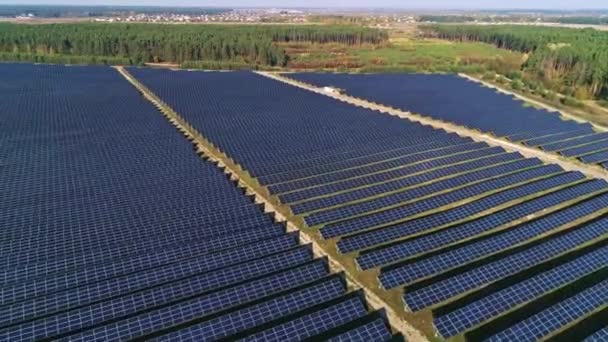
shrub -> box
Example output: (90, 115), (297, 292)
(561, 96), (585, 108)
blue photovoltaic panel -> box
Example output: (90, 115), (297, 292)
(337, 170), (580, 254)
(78, 276), (347, 342)
(541, 132), (608, 152)
(377, 182), (604, 287)
(404, 216), (608, 311)
(358, 179), (607, 270)
(270, 142), (489, 195)
(291, 153), (524, 214)
(284, 73), (591, 145)
(1, 227), (296, 286)
(323, 163), (560, 240)
(308, 157), (538, 228)
(258, 135), (470, 185)
(0, 241), (311, 308)
(523, 129), (594, 147)
(327, 317), (393, 342)
(585, 327), (608, 342)
(279, 145), (501, 204)
(1, 257), (328, 340)
(507, 128), (569, 142)
(488, 278), (608, 341)
(240, 295), (368, 342)
(580, 150), (608, 164)
(434, 245), (608, 338)
(560, 140), (608, 157)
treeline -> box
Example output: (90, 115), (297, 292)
(0, 52), (130, 65)
(0, 23), (387, 68)
(418, 15), (477, 23)
(551, 16), (608, 25)
(422, 24), (608, 99)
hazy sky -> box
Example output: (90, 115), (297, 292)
(1, 0), (607, 9)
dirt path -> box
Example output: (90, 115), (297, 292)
(260, 71), (608, 182)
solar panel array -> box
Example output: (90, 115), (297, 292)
(129, 68), (608, 341)
(0, 64), (397, 341)
(285, 73), (608, 170)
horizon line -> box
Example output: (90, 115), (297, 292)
(1, 4), (608, 11)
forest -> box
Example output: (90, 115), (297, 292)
(422, 24), (608, 100)
(0, 23), (387, 67)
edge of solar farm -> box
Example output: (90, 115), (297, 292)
(458, 73), (608, 133)
(276, 72), (608, 182)
(121, 67), (608, 342)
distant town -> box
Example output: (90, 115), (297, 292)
(0, 5), (607, 27)
(91, 9), (308, 24)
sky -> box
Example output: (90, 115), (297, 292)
(1, 0), (607, 10)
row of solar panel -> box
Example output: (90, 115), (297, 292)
(285, 73), (608, 170)
(129, 68), (607, 341)
(0, 64), (399, 341)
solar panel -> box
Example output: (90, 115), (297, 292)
(294, 148), (516, 216)
(284, 73), (590, 144)
(585, 327), (608, 342)
(542, 132), (608, 152)
(487, 278), (608, 341)
(270, 142), (489, 195)
(1, 258), (328, 340)
(434, 245), (608, 338)
(560, 140), (608, 157)
(358, 179), (607, 270)
(523, 129), (595, 147)
(337, 170), (580, 254)
(580, 150), (608, 164)
(404, 216), (608, 311)
(238, 294), (368, 341)
(74, 276), (346, 342)
(280, 145), (500, 204)
(326, 315), (393, 342)
(259, 135), (470, 185)
(307, 157), (537, 228)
